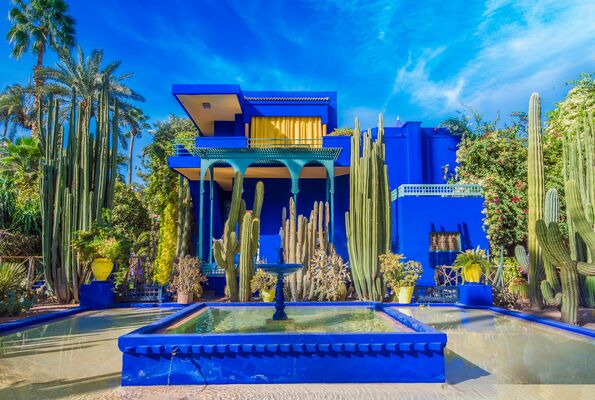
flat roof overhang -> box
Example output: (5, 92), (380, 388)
(172, 84), (243, 136)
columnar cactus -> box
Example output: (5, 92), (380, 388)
(345, 114), (391, 301)
(212, 172), (264, 302)
(536, 219), (595, 325)
(564, 113), (594, 307)
(527, 92), (545, 304)
(280, 198), (329, 301)
(40, 80), (118, 303)
(541, 188), (562, 306)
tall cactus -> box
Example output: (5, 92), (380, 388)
(40, 80), (119, 303)
(345, 114), (391, 301)
(540, 188), (562, 306)
(536, 219), (595, 325)
(212, 172), (264, 302)
(280, 198), (329, 301)
(527, 92), (545, 304)
(564, 113), (595, 307)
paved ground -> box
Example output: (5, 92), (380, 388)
(0, 306), (593, 400)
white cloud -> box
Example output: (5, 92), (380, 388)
(389, 0), (595, 119)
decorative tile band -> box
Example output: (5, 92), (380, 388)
(122, 341), (445, 355)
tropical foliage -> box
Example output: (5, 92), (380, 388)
(7, 0), (76, 137)
(0, 262), (35, 316)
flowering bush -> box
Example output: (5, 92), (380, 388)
(379, 253), (423, 293)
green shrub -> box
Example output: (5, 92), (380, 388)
(379, 252), (423, 294)
(72, 225), (132, 264)
(0, 262), (35, 316)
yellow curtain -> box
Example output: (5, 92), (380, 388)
(250, 117), (323, 148)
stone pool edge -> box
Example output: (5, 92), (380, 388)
(0, 306), (90, 336)
(395, 303), (595, 339)
(118, 302), (448, 385)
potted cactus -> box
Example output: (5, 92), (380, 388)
(171, 257), (207, 305)
(251, 269), (277, 302)
(453, 247), (489, 284)
(379, 252), (423, 304)
(72, 226), (131, 281)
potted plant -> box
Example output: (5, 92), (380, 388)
(379, 252), (423, 304)
(453, 247), (489, 284)
(72, 226), (131, 281)
(250, 269), (277, 302)
(171, 256), (207, 304)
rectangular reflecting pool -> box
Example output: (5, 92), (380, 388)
(163, 306), (411, 334)
(119, 302), (447, 385)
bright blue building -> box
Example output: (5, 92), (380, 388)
(168, 84), (488, 288)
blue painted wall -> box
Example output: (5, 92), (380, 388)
(395, 195), (488, 286)
(170, 86), (488, 288)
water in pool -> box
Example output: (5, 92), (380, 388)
(396, 306), (595, 385)
(163, 306), (410, 334)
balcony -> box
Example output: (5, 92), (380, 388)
(171, 135), (352, 165)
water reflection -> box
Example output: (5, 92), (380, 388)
(397, 306), (595, 385)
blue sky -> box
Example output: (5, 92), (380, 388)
(0, 0), (593, 175)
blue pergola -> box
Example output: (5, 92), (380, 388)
(191, 147), (342, 262)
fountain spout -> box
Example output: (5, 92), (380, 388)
(257, 264), (302, 320)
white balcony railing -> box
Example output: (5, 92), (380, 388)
(395, 184), (483, 198)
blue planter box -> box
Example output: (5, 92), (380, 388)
(118, 302), (446, 385)
(458, 284), (493, 306)
(80, 281), (115, 309)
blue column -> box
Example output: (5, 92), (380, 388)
(198, 165), (205, 261)
(208, 165), (214, 264)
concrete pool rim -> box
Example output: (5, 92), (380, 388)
(1, 301), (593, 339)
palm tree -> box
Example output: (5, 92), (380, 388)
(120, 106), (151, 186)
(6, 0), (76, 138)
(0, 136), (41, 186)
(41, 46), (144, 114)
(0, 84), (34, 140)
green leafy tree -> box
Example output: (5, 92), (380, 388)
(110, 181), (151, 243)
(445, 112), (528, 254)
(6, 0), (76, 138)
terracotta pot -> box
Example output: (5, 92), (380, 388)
(261, 289), (276, 302)
(396, 286), (414, 304)
(91, 258), (113, 281)
(177, 292), (193, 305)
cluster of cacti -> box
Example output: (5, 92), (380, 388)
(345, 115), (391, 301)
(519, 93), (595, 324)
(40, 81), (119, 303)
(526, 92), (545, 304)
(309, 248), (350, 301)
(279, 197), (329, 301)
(212, 172), (264, 302)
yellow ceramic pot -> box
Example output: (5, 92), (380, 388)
(463, 263), (482, 283)
(261, 289), (276, 303)
(396, 286), (414, 304)
(91, 258), (113, 281)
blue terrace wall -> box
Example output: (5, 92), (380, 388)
(395, 195), (488, 286)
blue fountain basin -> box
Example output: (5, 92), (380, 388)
(118, 302), (447, 385)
